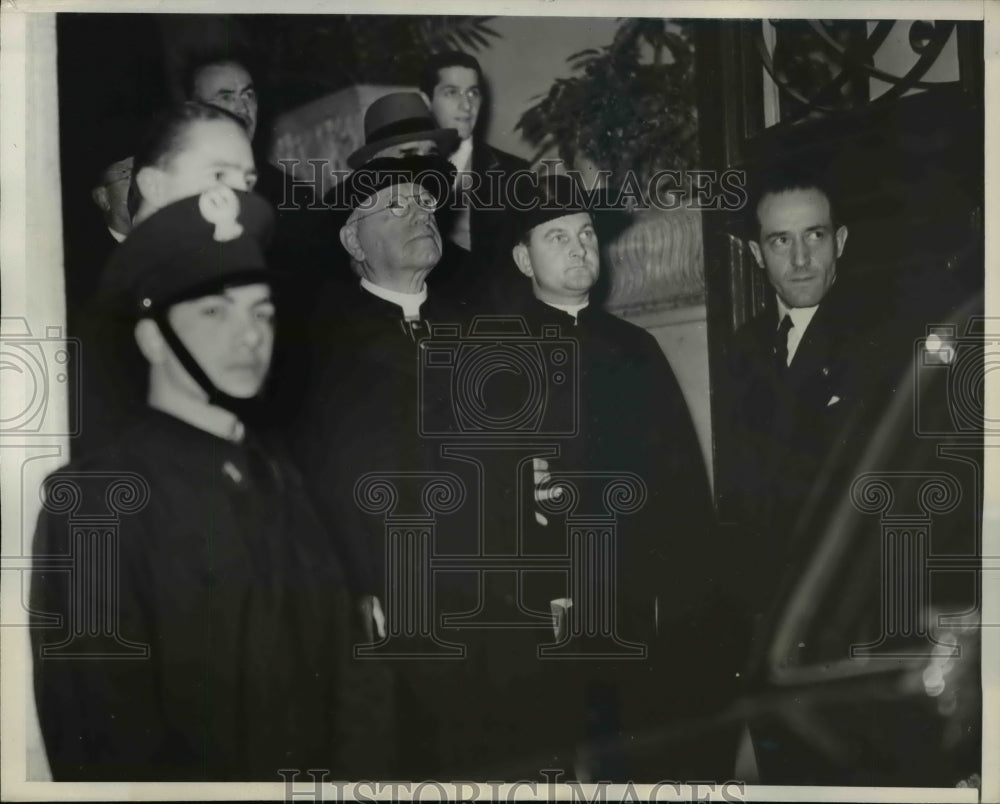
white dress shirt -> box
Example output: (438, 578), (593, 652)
(776, 298), (820, 366)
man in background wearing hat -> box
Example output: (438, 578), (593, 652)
(310, 92), (460, 287)
(63, 123), (137, 312)
(317, 92), (464, 289)
(347, 91), (459, 169)
(503, 175), (738, 780)
(31, 188), (359, 781)
(261, 93), (462, 425)
(91, 156), (134, 245)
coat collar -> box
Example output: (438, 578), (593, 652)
(470, 141), (500, 174)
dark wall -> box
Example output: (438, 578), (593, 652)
(57, 14), (169, 305)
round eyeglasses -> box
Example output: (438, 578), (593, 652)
(351, 191), (440, 223)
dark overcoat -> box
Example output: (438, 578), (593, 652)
(31, 409), (357, 781)
(292, 282), (586, 778)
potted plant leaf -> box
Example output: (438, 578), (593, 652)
(516, 19), (705, 313)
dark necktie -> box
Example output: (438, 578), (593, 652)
(774, 314), (794, 370)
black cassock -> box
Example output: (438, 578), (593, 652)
(500, 292), (737, 780)
(293, 283), (735, 779)
(293, 283), (583, 778)
(31, 409), (356, 781)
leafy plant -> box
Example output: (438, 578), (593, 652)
(516, 19), (699, 197)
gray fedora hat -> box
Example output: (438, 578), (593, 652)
(348, 92), (459, 169)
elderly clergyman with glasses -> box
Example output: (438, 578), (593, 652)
(293, 154), (467, 776)
(292, 153), (459, 655)
(291, 155), (570, 778)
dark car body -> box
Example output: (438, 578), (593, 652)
(579, 291), (985, 790)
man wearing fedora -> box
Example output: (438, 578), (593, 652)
(347, 91), (459, 168)
(261, 93), (461, 423)
(31, 187), (360, 781)
(345, 87), (504, 303)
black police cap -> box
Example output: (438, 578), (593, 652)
(342, 154), (456, 213)
(99, 187), (275, 315)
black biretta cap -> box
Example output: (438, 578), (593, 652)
(512, 173), (592, 240)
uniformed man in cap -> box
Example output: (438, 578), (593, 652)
(73, 102), (260, 460)
(30, 187), (357, 781)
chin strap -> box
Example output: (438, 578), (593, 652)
(152, 312), (255, 416)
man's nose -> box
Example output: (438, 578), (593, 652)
(458, 93), (471, 111)
(410, 201), (433, 221)
(790, 237), (810, 268)
(227, 173), (250, 192)
(237, 319), (264, 349)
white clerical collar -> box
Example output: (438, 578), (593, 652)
(545, 300), (589, 321)
(109, 227), (127, 243)
(360, 278), (427, 320)
(449, 137), (474, 174)
(776, 297), (820, 331)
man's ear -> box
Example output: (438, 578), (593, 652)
(91, 186), (110, 213)
(835, 225), (848, 258)
(134, 166), (164, 208)
(747, 240), (765, 269)
(340, 222), (365, 262)
(512, 243), (534, 278)
(134, 319), (167, 365)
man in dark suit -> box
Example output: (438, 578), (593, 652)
(181, 54), (286, 204)
(501, 175), (732, 780)
(419, 50), (531, 299)
(729, 167), (893, 612)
